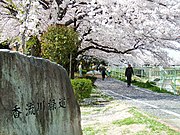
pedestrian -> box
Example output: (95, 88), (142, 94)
(92, 63), (96, 76)
(101, 65), (106, 81)
(125, 64), (134, 87)
(78, 62), (83, 77)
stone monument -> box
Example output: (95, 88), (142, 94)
(0, 50), (82, 135)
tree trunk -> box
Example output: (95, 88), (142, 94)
(69, 53), (72, 78)
(70, 55), (78, 79)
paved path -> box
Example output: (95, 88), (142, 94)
(94, 78), (180, 131)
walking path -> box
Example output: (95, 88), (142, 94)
(94, 78), (180, 131)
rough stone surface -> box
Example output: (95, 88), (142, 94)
(0, 50), (82, 135)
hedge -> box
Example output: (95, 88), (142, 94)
(71, 78), (93, 102)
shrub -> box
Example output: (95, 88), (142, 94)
(26, 36), (41, 57)
(82, 69), (87, 75)
(85, 75), (97, 85)
(0, 40), (10, 49)
(71, 79), (92, 102)
(41, 25), (79, 66)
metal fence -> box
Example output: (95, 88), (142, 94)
(110, 66), (180, 95)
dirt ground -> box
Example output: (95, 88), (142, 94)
(81, 100), (148, 135)
(81, 100), (180, 135)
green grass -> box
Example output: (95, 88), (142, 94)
(82, 106), (180, 135)
(115, 76), (175, 95)
(132, 81), (173, 93)
(91, 88), (113, 102)
(83, 127), (96, 135)
(112, 108), (147, 126)
(83, 126), (107, 135)
(112, 108), (180, 135)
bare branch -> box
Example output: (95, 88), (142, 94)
(1, 3), (18, 17)
(55, 0), (63, 6)
(39, 0), (50, 9)
(0, 12), (18, 20)
(75, 22), (81, 30)
(82, 28), (92, 37)
(79, 2), (88, 5)
(146, 0), (167, 7)
(143, 34), (178, 41)
(0, 0), (6, 4)
(77, 39), (143, 55)
(79, 28), (92, 43)
(57, 6), (68, 21)
(65, 19), (74, 26)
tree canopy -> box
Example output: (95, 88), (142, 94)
(41, 24), (79, 66)
(0, 0), (180, 66)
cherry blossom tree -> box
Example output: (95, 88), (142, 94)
(0, 0), (42, 52)
(0, 0), (180, 66)
(72, 0), (180, 66)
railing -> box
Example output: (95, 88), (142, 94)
(110, 66), (180, 95)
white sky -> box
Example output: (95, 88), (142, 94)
(166, 41), (180, 64)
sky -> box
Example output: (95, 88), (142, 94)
(166, 41), (180, 64)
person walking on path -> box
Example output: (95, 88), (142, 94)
(78, 62), (83, 77)
(101, 66), (106, 80)
(99, 64), (106, 80)
(125, 64), (134, 87)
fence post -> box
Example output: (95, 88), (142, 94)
(173, 69), (177, 94)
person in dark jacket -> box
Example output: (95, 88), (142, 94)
(125, 64), (134, 87)
(99, 64), (106, 80)
(101, 66), (106, 81)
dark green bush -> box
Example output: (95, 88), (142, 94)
(82, 69), (87, 75)
(85, 75), (97, 85)
(0, 40), (10, 49)
(26, 36), (41, 57)
(71, 78), (92, 102)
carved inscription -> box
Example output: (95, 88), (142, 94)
(12, 98), (66, 118)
